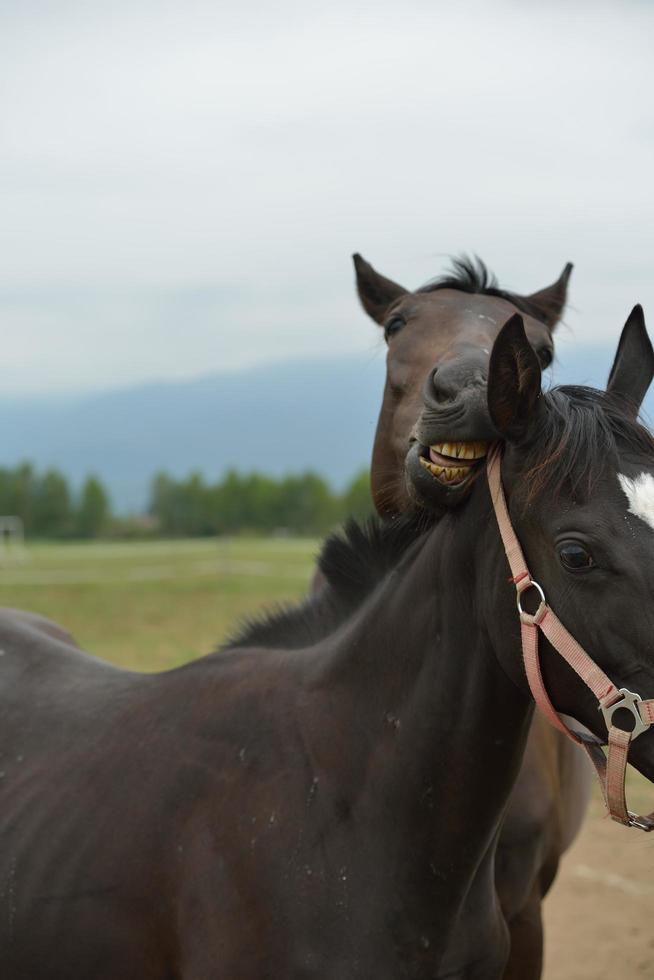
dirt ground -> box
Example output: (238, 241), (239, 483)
(543, 786), (654, 979)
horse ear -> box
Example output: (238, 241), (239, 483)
(524, 262), (573, 329)
(488, 313), (543, 442)
(606, 305), (654, 414)
(353, 253), (408, 325)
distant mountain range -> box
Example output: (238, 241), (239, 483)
(0, 344), (638, 513)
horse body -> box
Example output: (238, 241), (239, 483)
(4, 310), (654, 978)
(0, 503), (532, 978)
(0, 612), (168, 977)
(354, 254), (590, 976)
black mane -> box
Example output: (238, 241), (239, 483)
(226, 511), (434, 651)
(524, 385), (654, 500)
(226, 388), (654, 652)
(419, 255), (549, 325)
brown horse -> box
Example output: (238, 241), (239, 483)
(353, 253), (591, 979)
(2, 314), (654, 979)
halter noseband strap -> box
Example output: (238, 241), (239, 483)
(487, 445), (654, 831)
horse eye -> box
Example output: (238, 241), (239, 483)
(558, 542), (595, 571)
(384, 316), (405, 341)
(538, 347), (553, 368)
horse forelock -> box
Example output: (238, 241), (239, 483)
(417, 254), (551, 328)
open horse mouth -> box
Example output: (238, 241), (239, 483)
(417, 441), (489, 486)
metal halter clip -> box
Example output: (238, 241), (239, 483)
(627, 811), (654, 832)
(600, 689), (649, 742)
(516, 580), (547, 626)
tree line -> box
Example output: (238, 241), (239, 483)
(149, 469), (372, 536)
(0, 464), (109, 538)
(0, 463), (372, 538)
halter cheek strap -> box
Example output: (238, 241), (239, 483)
(487, 446), (654, 831)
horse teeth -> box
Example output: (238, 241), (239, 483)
(419, 457), (468, 484)
(429, 441), (489, 461)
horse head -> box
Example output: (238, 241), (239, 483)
(412, 304), (654, 790)
(355, 253), (572, 515)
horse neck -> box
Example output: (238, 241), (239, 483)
(303, 481), (533, 862)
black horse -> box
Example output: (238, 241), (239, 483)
(1, 312), (654, 979)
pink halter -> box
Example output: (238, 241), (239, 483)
(487, 445), (654, 831)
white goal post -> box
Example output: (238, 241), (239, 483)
(0, 517), (26, 562)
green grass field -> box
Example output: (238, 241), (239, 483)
(0, 537), (318, 671)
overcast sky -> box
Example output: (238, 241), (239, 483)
(1, 0), (653, 394)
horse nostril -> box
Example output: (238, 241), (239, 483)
(430, 366), (456, 404)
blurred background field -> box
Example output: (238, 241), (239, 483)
(0, 536), (317, 669)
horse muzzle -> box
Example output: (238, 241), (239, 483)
(405, 371), (503, 509)
(405, 440), (486, 509)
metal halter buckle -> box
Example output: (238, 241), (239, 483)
(516, 580), (547, 626)
(600, 689), (649, 742)
(627, 811), (654, 832)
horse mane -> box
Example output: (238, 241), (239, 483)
(418, 255), (549, 325)
(522, 385), (654, 501)
(226, 387), (654, 649)
(225, 510), (434, 651)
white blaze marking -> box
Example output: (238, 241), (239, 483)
(618, 471), (654, 532)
